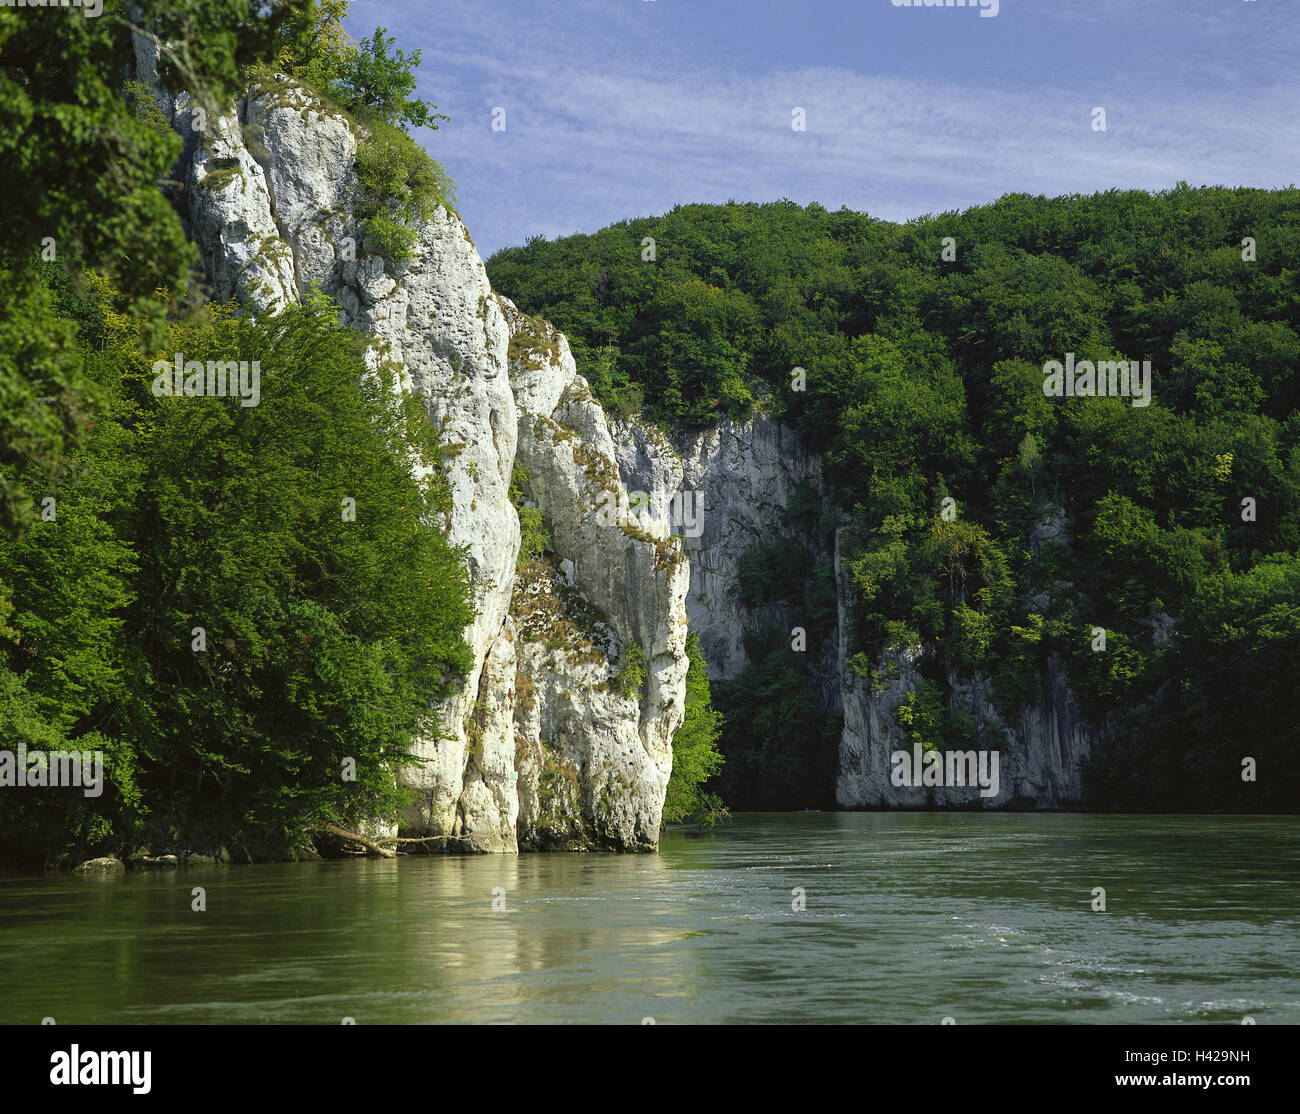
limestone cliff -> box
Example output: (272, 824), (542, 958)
(145, 54), (1100, 823)
(614, 416), (837, 693)
(153, 67), (688, 851)
(609, 413), (1104, 811)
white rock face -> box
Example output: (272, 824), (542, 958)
(163, 71), (688, 851)
(609, 417), (683, 540)
(155, 62), (1100, 822)
(508, 307), (690, 849)
(186, 102), (300, 314)
(610, 413), (1101, 811)
(613, 414), (836, 686)
(834, 646), (1095, 809)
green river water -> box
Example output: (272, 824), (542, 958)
(2, 812), (1296, 1024)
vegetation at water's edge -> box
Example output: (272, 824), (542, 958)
(0, 272), (474, 868)
(3, 0), (1295, 871)
(663, 633), (727, 826)
(488, 190), (1300, 813)
(0, 2), (475, 868)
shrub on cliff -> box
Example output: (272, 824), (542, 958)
(259, 1), (455, 266)
(663, 633), (726, 826)
(354, 118), (456, 265)
(272, 3), (445, 131)
(613, 641), (646, 701)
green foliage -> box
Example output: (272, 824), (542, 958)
(0, 0), (309, 300)
(0, 276), (474, 866)
(1088, 555), (1300, 811)
(271, 4), (446, 130)
(0, 271), (90, 537)
(122, 80), (174, 140)
(0, 0), (314, 533)
(253, 2), (454, 267)
(613, 641), (646, 701)
(516, 509), (549, 569)
(337, 27), (444, 129)
(354, 118), (455, 265)
(737, 535), (837, 647)
(736, 537), (805, 607)
(989, 613), (1046, 719)
(509, 463), (550, 569)
(662, 633), (726, 826)
(121, 299), (472, 841)
(1068, 625), (1145, 720)
(491, 188), (1300, 812)
(896, 680), (946, 754)
(712, 627), (840, 809)
(362, 210), (417, 266)
(353, 119), (451, 215)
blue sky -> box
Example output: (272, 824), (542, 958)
(348, 0), (1299, 258)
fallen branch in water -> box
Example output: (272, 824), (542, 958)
(381, 835), (450, 854)
(313, 822), (397, 859)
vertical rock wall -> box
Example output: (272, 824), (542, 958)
(611, 415), (1103, 810)
(159, 69), (689, 851)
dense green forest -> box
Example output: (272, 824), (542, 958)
(0, 264), (480, 867)
(0, 0), (722, 866)
(0, 1), (483, 867)
(487, 190), (1300, 812)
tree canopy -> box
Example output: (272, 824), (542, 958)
(488, 188), (1300, 812)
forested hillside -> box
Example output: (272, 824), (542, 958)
(488, 190), (1300, 812)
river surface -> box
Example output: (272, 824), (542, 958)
(2, 813), (1297, 1024)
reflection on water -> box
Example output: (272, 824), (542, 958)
(1, 813), (1297, 1024)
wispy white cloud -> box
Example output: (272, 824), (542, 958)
(352, 0), (1300, 255)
